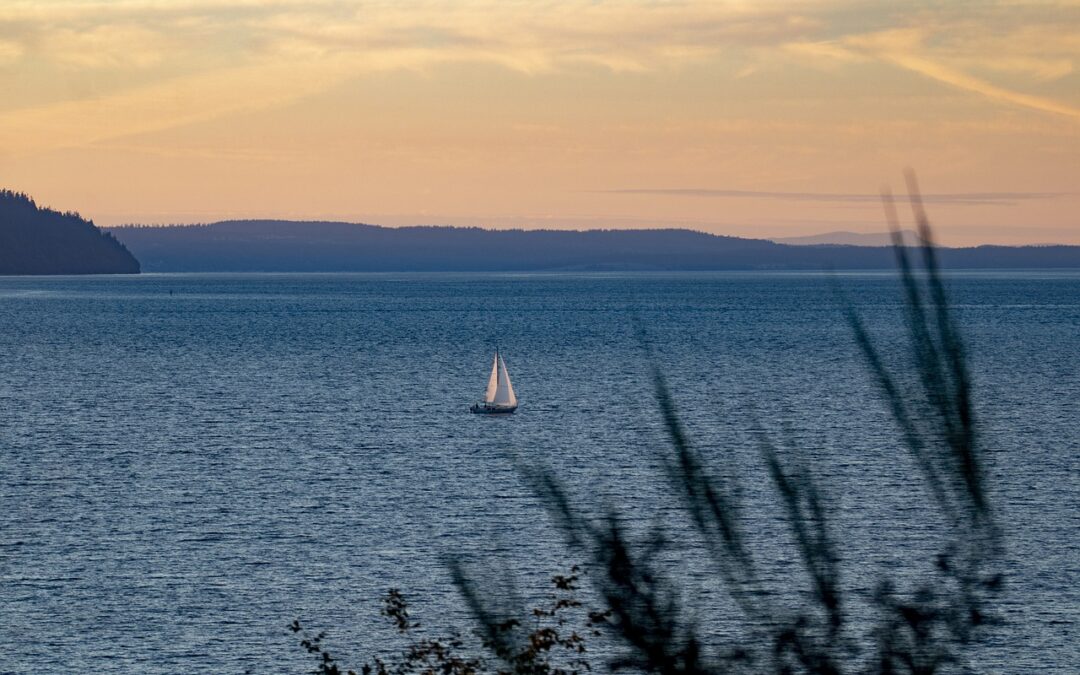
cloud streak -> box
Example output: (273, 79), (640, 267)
(604, 189), (1066, 206)
(807, 20), (1080, 122)
(0, 56), (356, 156)
(880, 52), (1080, 122)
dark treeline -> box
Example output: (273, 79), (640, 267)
(110, 220), (1079, 272)
(0, 190), (140, 275)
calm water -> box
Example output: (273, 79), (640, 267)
(1, 272), (1077, 673)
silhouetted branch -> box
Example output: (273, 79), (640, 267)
(654, 369), (764, 619)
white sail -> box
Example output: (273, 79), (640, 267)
(484, 352), (499, 403)
(493, 354), (517, 406)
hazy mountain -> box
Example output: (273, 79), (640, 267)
(773, 229), (924, 247)
(108, 220), (1080, 272)
(0, 190), (140, 275)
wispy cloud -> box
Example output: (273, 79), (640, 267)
(0, 39), (24, 65)
(0, 1), (836, 153)
(43, 23), (172, 69)
(786, 16), (1080, 120)
(604, 189), (1066, 206)
(1, 0), (826, 72)
(0, 56), (356, 156)
(879, 51), (1080, 121)
(831, 25), (1080, 122)
(1, 0), (1077, 155)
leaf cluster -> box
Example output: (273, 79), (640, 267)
(293, 568), (609, 675)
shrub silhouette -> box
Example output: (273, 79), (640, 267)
(292, 172), (1001, 675)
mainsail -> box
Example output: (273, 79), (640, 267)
(475, 349), (518, 412)
(493, 354), (517, 406)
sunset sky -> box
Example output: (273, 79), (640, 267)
(1, 0), (1077, 245)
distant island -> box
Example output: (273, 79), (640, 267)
(771, 229), (925, 247)
(1, 190), (140, 275)
(109, 219), (1080, 272)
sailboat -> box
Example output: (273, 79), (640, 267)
(470, 349), (518, 414)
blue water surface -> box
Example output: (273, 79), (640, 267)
(0, 272), (1077, 673)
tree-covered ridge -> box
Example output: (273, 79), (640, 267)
(110, 219), (1080, 272)
(0, 189), (140, 275)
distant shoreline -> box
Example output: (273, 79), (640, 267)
(107, 220), (1080, 273)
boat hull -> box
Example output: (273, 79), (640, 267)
(470, 403), (517, 414)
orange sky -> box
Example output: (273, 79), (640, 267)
(1, 0), (1077, 245)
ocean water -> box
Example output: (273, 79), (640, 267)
(0, 271), (1077, 673)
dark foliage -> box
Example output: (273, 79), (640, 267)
(292, 568), (607, 675)
(500, 175), (1000, 674)
(293, 174), (1001, 674)
(0, 189), (140, 274)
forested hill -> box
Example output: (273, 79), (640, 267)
(109, 219), (1080, 272)
(0, 191), (140, 275)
